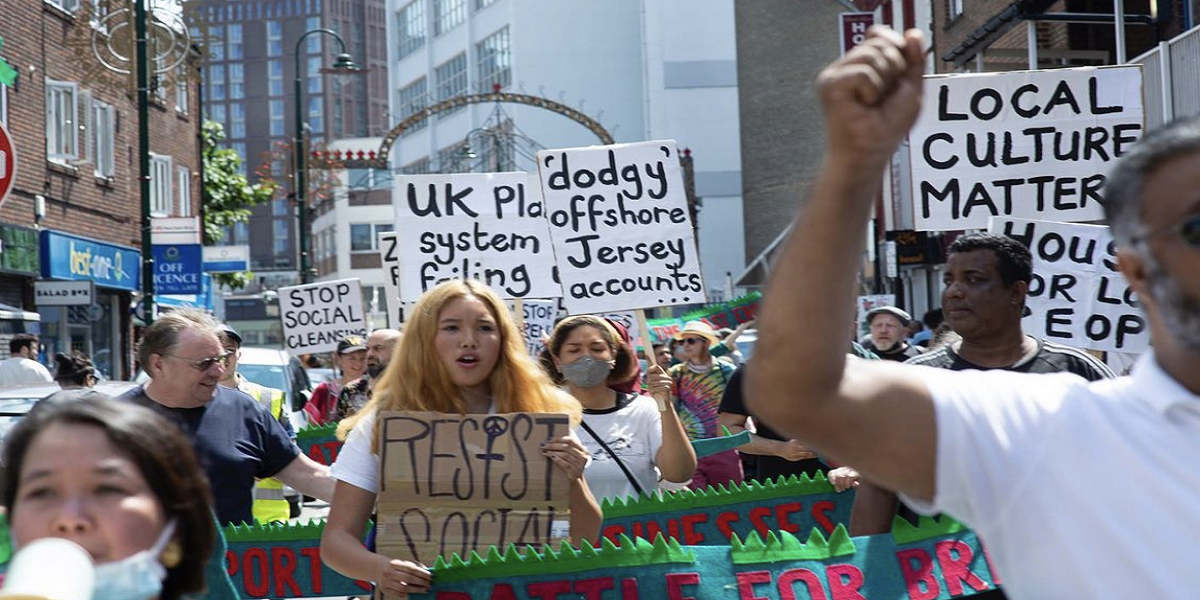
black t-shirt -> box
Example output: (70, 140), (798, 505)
(905, 337), (1115, 381)
(862, 340), (924, 362)
(718, 368), (825, 480)
(118, 384), (300, 525)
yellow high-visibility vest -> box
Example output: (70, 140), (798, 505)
(240, 380), (291, 524)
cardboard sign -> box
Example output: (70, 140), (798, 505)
(278, 278), (368, 354)
(537, 140), (706, 313)
(521, 299), (558, 357)
(909, 65), (1143, 230)
(989, 217), (1148, 353)
(376, 411), (574, 567)
(393, 172), (559, 301)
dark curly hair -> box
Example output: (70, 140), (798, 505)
(947, 232), (1033, 286)
(53, 352), (96, 387)
(1, 396), (216, 600)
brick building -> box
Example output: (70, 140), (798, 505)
(0, 1), (201, 379)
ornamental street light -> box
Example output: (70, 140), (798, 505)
(293, 29), (360, 283)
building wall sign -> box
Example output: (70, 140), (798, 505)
(34, 280), (94, 306)
(40, 230), (140, 291)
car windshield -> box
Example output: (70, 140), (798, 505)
(238, 364), (288, 392)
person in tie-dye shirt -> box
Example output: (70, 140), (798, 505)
(669, 320), (741, 489)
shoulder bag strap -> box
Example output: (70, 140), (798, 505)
(579, 417), (647, 497)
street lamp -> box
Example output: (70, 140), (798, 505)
(293, 29), (360, 283)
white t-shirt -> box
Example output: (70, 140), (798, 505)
(331, 406), (589, 494)
(899, 353), (1200, 598)
(578, 393), (662, 502)
(0, 357), (54, 387)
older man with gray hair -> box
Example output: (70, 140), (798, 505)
(118, 308), (334, 525)
(747, 27), (1200, 597)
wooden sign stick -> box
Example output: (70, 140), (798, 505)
(635, 309), (669, 411)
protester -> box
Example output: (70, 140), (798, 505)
(217, 325), (295, 524)
(718, 367), (821, 480)
(652, 343), (673, 370)
(909, 308), (943, 347)
(543, 315), (695, 501)
(117, 308), (333, 525)
(2, 395), (215, 600)
(335, 328), (402, 422)
(709, 319), (755, 366)
(321, 280), (603, 595)
(747, 26), (1200, 597)
(861, 307), (922, 361)
(669, 320), (741, 489)
(0, 334), (53, 386)
(52, 352), (96, 389)
(304, 335), (367, 425)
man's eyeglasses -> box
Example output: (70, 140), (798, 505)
(680, 337), (706, 345)
(166, 352), (232, 371)
(1134, 214), (1200, 248)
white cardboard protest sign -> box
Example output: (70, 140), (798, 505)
(378, 232), (417, 327)
(520, 299), (557, 357)
(909, 65), (1143, 231)
(536, 140), (706, 314)
(392, 172), (559, 302)
(278, 278), (368, 354)
(988, 217), (1148, 353)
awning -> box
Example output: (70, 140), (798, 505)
(0, 302), (39, 322)
(734, 224), (792, 288)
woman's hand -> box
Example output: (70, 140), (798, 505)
(646, 365), (672, 401)
(542, 435), (589, 480)
(374, 555), (432, 596)
(828, 466), (862, 492)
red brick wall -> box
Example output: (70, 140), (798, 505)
(0, 3), (201, 250)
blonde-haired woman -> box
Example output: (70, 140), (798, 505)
(321, 280), (602, 596)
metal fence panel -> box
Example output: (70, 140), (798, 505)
(1170, 27), (1200, 121)
(1132, 48), (1164, 130)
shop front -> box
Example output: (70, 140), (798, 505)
(38, 230), (139, 380)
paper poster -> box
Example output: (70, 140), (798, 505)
(376, 411), (573, 566)
(278, 278), (368, 354)
(379, 231), (418, 326)
(537, 140), (706, 313)
(521, 300), (558, 357)
(989, 217), (1148, 353)
(909, 65), (1143, 230)
(392, 172), (560, 301)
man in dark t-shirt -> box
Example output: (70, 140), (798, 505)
(121, 308), (335, 525)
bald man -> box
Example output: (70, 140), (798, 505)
(337, 328), (401, 419)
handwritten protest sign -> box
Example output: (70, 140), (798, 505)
(376, 411), (573, 567)
(378, 231), (418, 326)
(989, 217), (1148, 353)
(537, 140), (706, 313)
(520, 300), (558, 356)
(393, 172), (559, 301)
(278, 278), (367, 354)
(909, 65), (1143, 230)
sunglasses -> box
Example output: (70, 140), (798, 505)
(680, 337), (707, 345)
(1136, 214), (1200, 248)
(167, 352), (232, 371)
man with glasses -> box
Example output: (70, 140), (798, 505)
(119, 308), (334, 525)
(747, 27), (1200, 596)
(668, 320), (741, 489)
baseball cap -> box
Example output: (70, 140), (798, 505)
(865, 306), (912, 326)
(337, 335), (366, 354)
(218, 324), (243, 346)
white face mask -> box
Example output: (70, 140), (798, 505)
(90, 520), (176, 600)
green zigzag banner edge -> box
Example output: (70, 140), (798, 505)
(600, 473), (836, 518)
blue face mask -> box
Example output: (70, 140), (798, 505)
(91, 520), (176, 600)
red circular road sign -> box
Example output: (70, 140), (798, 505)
(0, 120), (15, 210)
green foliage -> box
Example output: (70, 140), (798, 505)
(201, 121), (277, 289)
(729, 525), (856, 565)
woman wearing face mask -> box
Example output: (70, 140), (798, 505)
(544, 316), (696, 502)
(1, 395), (216, 600)
(321, 280), (603, 596)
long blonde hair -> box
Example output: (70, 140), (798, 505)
(337, 279), (580, 449)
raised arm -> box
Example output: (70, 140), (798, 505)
(744, 27), (938, 501)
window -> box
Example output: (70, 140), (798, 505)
(434, 0), (466, 35)
(232, 143), (246, 175)
(90, 0), (111, 31)
(177, 166), (192, 216)
(273, 220), (290, 256)
(307, 16), (322, 53)
(436, 141), (470, 172)
(91, 100), (115, 178)
(150, 154), (173, 215)
(47, 0), (80, 12)
(435, 53), (467, 118)
(401, 157), (430, 174)
(267, 21), (282, 57)
(308, 97), (324, 134)
(307, 56), (322, 94)
(347, 168), (394, 190)
(227, 24), (243, 59)
(269, 100), (285, 136)
(230, 104), (245, 139)
(395, 77), (428, 134)
(229, 64), (244, 99)
(233, 221), (249, 244)
(45, 80), (78, 161)
(268, 61), (283, 96)
(207, 104), (226, 129)
(174, 64), (189, 113)
(207, 25), (225, 61)
(476, 27), (510, 92)
(0, 85), (8, 125)
(350, 223), (392, 252)
(396, 0), (426, 58)
(272, 196), (288, 216)
(948, 0), (963, 19)
(209, 64), (225, 100)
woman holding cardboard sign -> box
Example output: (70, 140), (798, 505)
(321, 279), (602, 596)
(543, 315), (696, 502)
